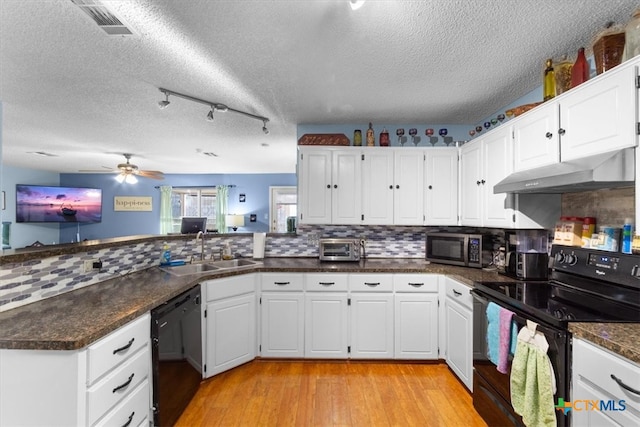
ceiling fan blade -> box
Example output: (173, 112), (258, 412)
(137, 170), (165, 179)
(78, 168), (118, 173)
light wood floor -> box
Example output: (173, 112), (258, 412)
(176, 360), (488, 427)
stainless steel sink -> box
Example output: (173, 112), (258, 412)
(160, 259), (261, 276)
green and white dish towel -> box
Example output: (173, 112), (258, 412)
(510, 320), (557, 427)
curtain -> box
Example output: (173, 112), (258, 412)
(216, 185), (229, 232)
(159, 185), (173, 234)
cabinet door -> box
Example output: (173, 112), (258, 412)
(460, 141), (483, 226)
(445, 298), (473, 391)
(513, 102), (560, 172)
(394, 293), (438, 360)
(350, 294), (394, 359)
(362, 150), (394, 224)
(298, 149), (332, 224)
(560, 61), (639, 161)
(304, 293), (348, 358)
(331, 150), (362, 224)
(205, 294), (256, 377)
(482, 128), (515, 228)
(260, 292), (304, 358)
(393, 149), (424, 225)
(424, 148), (458, 225)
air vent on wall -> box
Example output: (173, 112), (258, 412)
(70, 0), (134, 36)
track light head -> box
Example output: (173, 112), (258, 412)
(158, 92), (170, 109)
(206, 108), (214, 122)
(262, 123), (269, 134)
(214, 104), (228, 112)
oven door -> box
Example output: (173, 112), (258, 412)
(471, 289), (569, 427)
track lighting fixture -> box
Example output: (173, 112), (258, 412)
(158, 92), (170, 109)
(158, 88), (270, 133)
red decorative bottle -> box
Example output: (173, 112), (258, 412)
(571, 48), (589, 88)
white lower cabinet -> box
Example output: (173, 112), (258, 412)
(203, 275), (256, 377)
(572, 338), (640, 427)
(393, 274), (439, 360)
(260, 273), (305, 358)
(304, 273), (349, 358)
(444, 277), (473, 391)
(349, 274), (394, 359)
(0, 313), (152, 427)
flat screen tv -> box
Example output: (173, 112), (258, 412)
(181, 217), (207, 234)
(16, 184), (103, 223)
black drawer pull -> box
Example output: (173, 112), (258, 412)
(408, 282), (424, 287)
(365, 282), (380, 287)
(319, 282), (335, 286)
(112, 373), (135, 393)
(121, 411), (135, 427)
(274, 281), (290, 285)
(453, 290), (462, 296)
(611, 374), (640, 395)
(112, 338), (135, 355)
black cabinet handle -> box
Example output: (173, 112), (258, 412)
(274, 281), (290, 285)
(408, 282), (424, 287)
(112, 373), (135, 393)
(326, 184), (331, 189)
(389, 185), (393, 189)
(319, 282), (335, 286)
(545, 132), (552, 139)
(121, 412), (135, 427)
(611, 374), (640, 395)
(364, 282), (380, 287)
(334, 184), (338, 189)
(453, 289), (462, 296)
(558, 128), (566, 136)
(112, 338), (135, 355)
(481, 179), (486, 185)
(428, 185), (433, 190)
(396, 185), (400, 189)
(476, 180), (481, 185)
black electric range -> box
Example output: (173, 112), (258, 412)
(475, 245), (640, 328)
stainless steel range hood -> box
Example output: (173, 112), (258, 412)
(494, 148), (635, 194)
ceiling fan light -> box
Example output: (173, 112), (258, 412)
(125, 174), (138, 184)
(115, 174), (126, 183)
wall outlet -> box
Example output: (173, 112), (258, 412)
(83, 259), (100, 273)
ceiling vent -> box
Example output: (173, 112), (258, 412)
(70, 0), (134, 36)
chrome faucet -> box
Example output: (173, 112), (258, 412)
(195, 231), (205, 261)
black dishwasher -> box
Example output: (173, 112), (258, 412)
(151, 285), (202, 426)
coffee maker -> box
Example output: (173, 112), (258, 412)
(503, 229), (550, 280)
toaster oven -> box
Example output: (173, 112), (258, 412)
(319, 238), (361, 262)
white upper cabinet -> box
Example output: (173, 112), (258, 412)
(460, 126), (514, 228)
(298, 148), (332, 224)
(331, 150), (362, 224)
(560, 58), (639, 160)
(424, 148), (459, 225)
(512, 101), (561, 172)
(393, 149), (425, 225)
(362, 150), (394, 224)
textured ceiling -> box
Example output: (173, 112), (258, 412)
(1, 0), (638, 175)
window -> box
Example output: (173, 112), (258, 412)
(269, 186), (297, 232)
(171, 188), (217, 232)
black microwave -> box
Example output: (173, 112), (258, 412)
(425, 232), (493, 268)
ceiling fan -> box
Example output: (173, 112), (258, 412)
(80, 154), (165, 183)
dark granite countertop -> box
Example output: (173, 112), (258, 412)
(1, 257), (637, 360)
(569, 323), (640, 365)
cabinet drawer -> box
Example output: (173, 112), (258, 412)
(87, 313), (150, 384)
(87, 347), (149, 426)
(93, 379), (149, 427)
(349, 274), (393, 292)
(205, 274), (256, 301)
(445, 278), (472, 309)
(393, 274), (438, 293)
(305, 273), (348, 291)
(573, 339), (640, 404)
(261, 273), (304, 291)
